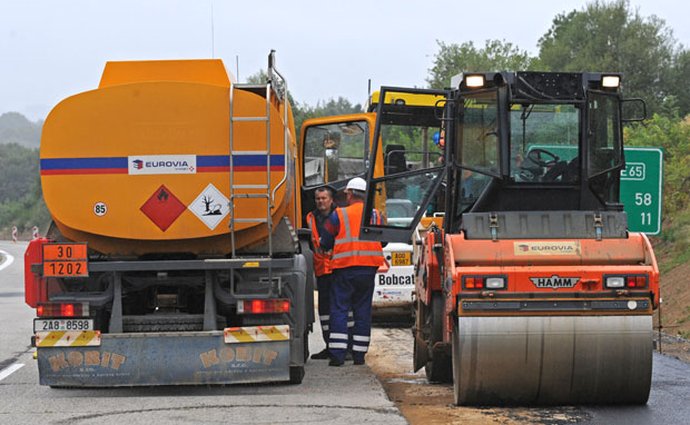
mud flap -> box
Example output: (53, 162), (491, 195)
(452, 315), (653, 405)
(37, 331), (290, 387)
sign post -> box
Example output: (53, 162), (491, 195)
(620, 148), (663, 235)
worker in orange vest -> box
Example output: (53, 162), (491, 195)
(321, 177), (384, 366)
(305, 186), (337, 360)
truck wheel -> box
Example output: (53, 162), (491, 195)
(451, 319), (462, 405)
(289, 366), (305, 384)
(413, 299), (428, 372)
(425, 293), (452, 383)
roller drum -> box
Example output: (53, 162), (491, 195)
(452, 315), (653, 405)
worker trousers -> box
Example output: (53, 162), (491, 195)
(316, 274), (333, 344)
(328, 266), (376, 363)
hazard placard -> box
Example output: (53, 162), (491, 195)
(189, 184), (229, 230)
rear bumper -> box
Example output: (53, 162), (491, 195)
(36, 330), (290, 387)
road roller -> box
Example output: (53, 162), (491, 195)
(358, 73), (660, 405)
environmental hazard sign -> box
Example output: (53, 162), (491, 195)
(189, 184), (229, 230)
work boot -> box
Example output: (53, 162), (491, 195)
(311, 349), (330, 360)
(329, 357), (344, 367)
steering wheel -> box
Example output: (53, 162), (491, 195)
(526, 148), (560, 167)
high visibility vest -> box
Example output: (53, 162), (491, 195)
(306, 211), (332, 277)
(331, 202), (384, 269)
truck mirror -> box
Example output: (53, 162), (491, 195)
(622, 98), (647, 122)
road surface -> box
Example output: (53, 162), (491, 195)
(0, 241), (406, 425)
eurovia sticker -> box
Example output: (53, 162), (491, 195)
(189, 183), (229, 230)
(128, 155), (196, 175)
(514, 241), (580, 256)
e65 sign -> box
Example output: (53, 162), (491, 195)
(620, 148), (663, 235)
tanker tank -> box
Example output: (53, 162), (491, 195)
(40, 59), (297, 258)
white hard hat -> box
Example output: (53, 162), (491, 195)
(345, 177), (367, 192)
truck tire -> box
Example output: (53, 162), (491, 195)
(289, 365), (305, 384)
(425, 293), (452, 383)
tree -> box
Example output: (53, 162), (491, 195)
(427, 39), (534, 89)
(537, 0), (683, 115)
(0, 112), (43, 148)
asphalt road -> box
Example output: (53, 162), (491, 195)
(3, 240), (690, 425)
(0, 241), (406, 425)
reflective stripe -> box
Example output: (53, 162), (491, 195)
(320, 315), (330, 321)
(352, 335), (370, 342)
(329, 332), (348, 340)
(347, 321), (354, 327)
(307, 211), (332, 276)
(348, 312), (354, 317)
(352, 345), (368, 352)
(322, 325), (329, 331)
(329, 342), (348, 349)
(332, 203), (383, 269)
(332, 250), (385, 260)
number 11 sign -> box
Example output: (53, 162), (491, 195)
(620, 148), (663, 235)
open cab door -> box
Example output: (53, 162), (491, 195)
(360, 87), (448, 243)
(299, 113), (379, 227)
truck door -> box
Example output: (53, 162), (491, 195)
(360, 87), (448, 243)
(299, 114), (377, 227)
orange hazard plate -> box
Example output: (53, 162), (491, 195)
(43, 243), (88, 261)
(43, 260), (89, 277)
(42, 243), (88, 277)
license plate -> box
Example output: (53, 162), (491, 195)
(391, 252), (411, 266)
(33, 319), (94, 332)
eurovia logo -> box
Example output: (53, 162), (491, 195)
(128, 155), (197, 175)
(530, 275), (580, 289)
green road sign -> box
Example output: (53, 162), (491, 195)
(620, 148), (663, 235)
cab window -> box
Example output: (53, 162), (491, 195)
(303, 121), (368, 186)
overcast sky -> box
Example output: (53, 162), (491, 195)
(1, 0), (688, 120)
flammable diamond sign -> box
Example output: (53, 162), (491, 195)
(189, 184), (229, 230)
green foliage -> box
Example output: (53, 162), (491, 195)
(0, 142), (50, 237)
(0, 112), (42, 148)
(244, 70), (362, 137)
(625, 115), (690, 263)
(537, 0), (686, 116)
(427, 39), (534, 89)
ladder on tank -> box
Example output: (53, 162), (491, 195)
(228, 50), (289, 264)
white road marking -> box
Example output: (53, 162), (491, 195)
(0, 249), (15, 272)
(0, 363), (24, 381)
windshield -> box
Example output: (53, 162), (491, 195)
(303, 121), (368, 186)
(510, 104), (580, 183)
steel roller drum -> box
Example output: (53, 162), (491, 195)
(452, 315), (653, 405)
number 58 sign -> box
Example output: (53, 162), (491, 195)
(620, 148), (663, 235)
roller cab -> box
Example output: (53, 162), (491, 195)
(361, 74), (659, 405)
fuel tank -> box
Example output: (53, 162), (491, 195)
(40, 59), (296, 257)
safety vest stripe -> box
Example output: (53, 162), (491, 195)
(332, 250), (386, 260)
(353, 335), (371, 342)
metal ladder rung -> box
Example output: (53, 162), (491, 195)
(234, 218), (269, 223)
(232, 116), (269, 122)
(233, 84), (270, 90)
(232, 193), (270, 199)
(232, 184), (269, 190)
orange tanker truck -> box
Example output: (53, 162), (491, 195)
(360, 73), (660, 405)
(24, 51), (315, 386)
